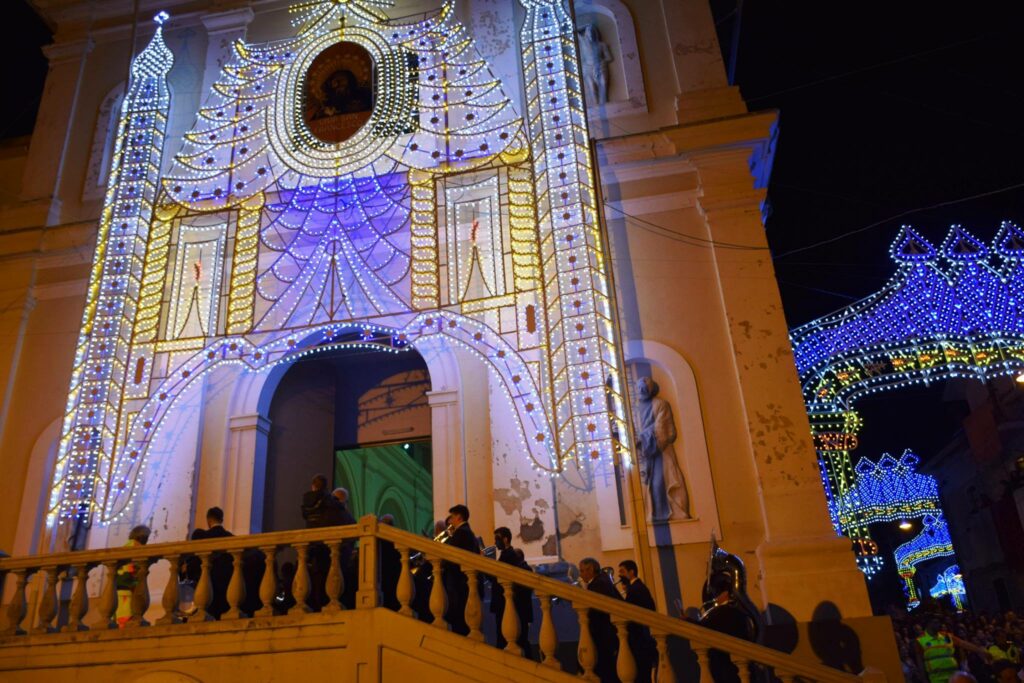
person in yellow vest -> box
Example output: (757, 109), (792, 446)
(915, 617), (989, 683)
(987, 631), (1021, 665)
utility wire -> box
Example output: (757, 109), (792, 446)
(601, 202), (768, 251)
(772, 180), (1024, 259)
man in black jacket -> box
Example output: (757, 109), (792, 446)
(580, 557), (622, 683)
(189, 507), (233, 619)
(442, 504), (480, 635)
(618, 560), (658, 683)
(490, 526), (533, 653)
(300, 474), (347, 610)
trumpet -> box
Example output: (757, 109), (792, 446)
(433, 524), (455, 543)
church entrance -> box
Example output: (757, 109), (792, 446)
(261, 341), (431, 532)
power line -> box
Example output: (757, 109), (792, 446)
(601, 202), (768, 251)
(772, 180), (1024, 259)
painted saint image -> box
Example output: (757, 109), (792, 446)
(304, 42), (374, 144)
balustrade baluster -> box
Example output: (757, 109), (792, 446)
(779, 671), (796, 683)
(653, 631), (675, 683)
(736, 657), (751, 683)
(193, 553), (213, 621)
(293, 543), (311, 613)
(537, 592), (559, 668)
(428, 557), (446, 628)
(695, 645), (713, 683)
(613, 617), (637, 683)
(31, 566), (59, 633)
(126, 559), (150, 627)
(224, 550), (246, 619)
(395, 546), (413, 617)
(3, 570), (28, 635)
(97, 561), (117, 629)
(324, 542), (343, 613)
(256, 546), (276, 617)
(63, 564), (90, 632)
(499, 578), (520, 653)
(156, 555), (180, 625)
(464, 568), (484, 641)
(574, 606), (597, 679)
(357, 519), (379, 609)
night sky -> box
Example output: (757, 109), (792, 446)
(729, 2), (1024, 460)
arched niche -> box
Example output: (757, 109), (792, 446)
(574, 0), (647, 119)
(82, 83), (124, 202)
(596, 339), (721, 551)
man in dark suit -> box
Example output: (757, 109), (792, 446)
(490, 526), (533, 652)
(618, 560), (658, 683)
(442, 504), (480, 635)
(300, 474), (346, 610)
(580, 557), (622, 683)
(190, 507), (234, 619)
(378, 514), (402, 611)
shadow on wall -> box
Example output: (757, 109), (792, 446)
(763, 602), (864, 674)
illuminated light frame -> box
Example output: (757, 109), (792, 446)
(894, 513), (955, 608)
(50, 0), (635, 528)
(792, 223), (1024, 574)
(929, 564), (966, 611)
(832, 450), (941, 532)
(102, 313), (556, 522)
(50, 14), (174, 526)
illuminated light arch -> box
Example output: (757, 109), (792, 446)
(790, 222), (1024, 574)
(894, 513), (955, 608)
(101, 312), (557, 522)
(832, 450), (940, 533)
(929, 564), (967, 611)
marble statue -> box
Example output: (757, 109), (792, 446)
(577, 23), (613, 105)
(633, 376), (690, 521)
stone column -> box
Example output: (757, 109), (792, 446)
(427, 389), (464, 522)
(690, 144), (872, 620)
(21, 38), (94, 222)
(199, 8), (255, 101)
(657, 0), (745, 124)
(223, 414), (270, 534)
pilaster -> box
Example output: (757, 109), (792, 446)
(427, 389), (463, 523)
(21, 38), (95, 220)
(690, 145), (871, 620)
(224, 414), (271, 534)
(199, 7), (255, 101)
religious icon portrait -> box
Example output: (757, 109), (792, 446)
(304, 41), (375, 144)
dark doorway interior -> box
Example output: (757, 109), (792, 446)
(262, 344), (431, 531)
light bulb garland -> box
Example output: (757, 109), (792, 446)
(49, 0), (633, 529)
(795, 223), (1024, 577)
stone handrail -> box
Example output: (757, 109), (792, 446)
(0, 516), (863, 683)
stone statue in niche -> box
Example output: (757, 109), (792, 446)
(633, 376), (690, 521)
(577, 23), (613, 105)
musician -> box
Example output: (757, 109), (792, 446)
(579, 557), (622, 683)
(442, 504), (480, 635)
(699, 573), (755, 683)
(617, 560), (658, 683)
(490, 527), (532, 653)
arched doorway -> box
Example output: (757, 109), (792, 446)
(261, 342), (432, 533)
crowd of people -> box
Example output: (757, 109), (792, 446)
(113, 475), (755, 683)
(892, 609), (1023, 683)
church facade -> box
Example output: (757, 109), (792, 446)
(1, 0), (875, 636)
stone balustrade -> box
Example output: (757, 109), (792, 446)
(0, 517), (864, 683)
